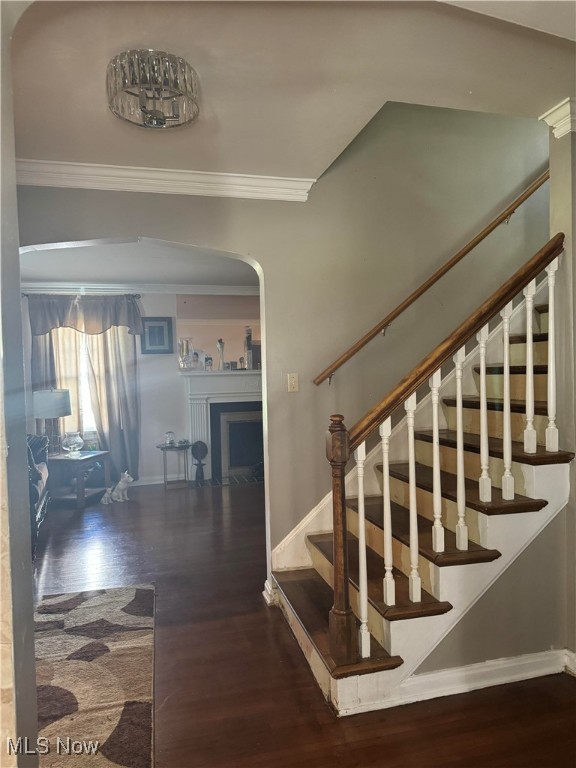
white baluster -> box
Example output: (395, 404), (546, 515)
(501, 302), (515, 499)
(379, 418), (395, 606)
(476, 325), (492, 502)
(429, 370), (444, 553)
(523, 280), (537, 453)
(453, 346), (468, 550)
(405, 393), (421, 602)
(354, 442), (370, 658)
(546, 258), (559, 452)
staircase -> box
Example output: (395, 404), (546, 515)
(271, 232), (573, 715)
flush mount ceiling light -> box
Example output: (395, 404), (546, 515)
(106, 49), (199, 128)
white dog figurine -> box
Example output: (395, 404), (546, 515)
(110, 471), (134, 502)
(101, 486), (114, 505)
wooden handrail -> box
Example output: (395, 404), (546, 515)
(314, 169), (550, 386)
(348, 232), (564, 450)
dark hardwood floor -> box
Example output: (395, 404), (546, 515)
(34, 483), (576, 768)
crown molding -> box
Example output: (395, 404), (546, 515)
(21, 282), (259, 296)
(539, 98), (576, 139)
(16, 159), (315, 202)
(178, 318), (260, 327)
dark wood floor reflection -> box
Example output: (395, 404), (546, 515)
(35, 484), (576, 768)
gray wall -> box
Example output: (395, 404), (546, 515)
(418, 513), (568, 672)
(17, 102), (550, 549)
(16, 102), (569, 671)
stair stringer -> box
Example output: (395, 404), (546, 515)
(327, 463), (569, 715)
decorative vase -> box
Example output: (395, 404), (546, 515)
(217, 339), (225, 371)
(164, 431), (176, 445)
(61, 431), (84, 458)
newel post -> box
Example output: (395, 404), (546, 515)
(326, 414), (358, 665)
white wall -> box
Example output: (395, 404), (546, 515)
(137, 294), (187, 484)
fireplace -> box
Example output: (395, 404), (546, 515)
(181, 370), (262, 481)
(210, 402), (263, 481)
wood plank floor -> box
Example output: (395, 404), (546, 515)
(34, 484), (576, 768)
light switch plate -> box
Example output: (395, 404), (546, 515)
(287, 373), (299, 392)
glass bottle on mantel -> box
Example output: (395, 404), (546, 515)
(244, 326), (253, 370)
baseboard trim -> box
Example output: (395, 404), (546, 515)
(565, 649), (576, 676)
(339, 649), (567, 716)
(133, 476), (177, 487)
(262, 579), (278, 607)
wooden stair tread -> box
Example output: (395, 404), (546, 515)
(384, 462), (547, 515)
(273, 568), (403, 677)
(534, 303), (549, 314)
(308, 533), (453, 621)
(347, 496), (501, 566)
(509, 331), (548, 344)
(442, 395), (548, 415)
(414, 429), (574, 466)
(473, 364), (548, 375)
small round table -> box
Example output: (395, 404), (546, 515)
(156, 442), (191, 489)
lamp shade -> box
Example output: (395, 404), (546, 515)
(33, 389), (71, 419)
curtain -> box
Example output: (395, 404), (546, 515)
(86, 327), (140, 479)
(28, 295), (141, 480)
(52, 327), (84, 434)
(31, 333), (56, 392)
(28, 294), (142, 336)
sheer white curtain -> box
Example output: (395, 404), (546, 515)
(29, 295), (142, 479)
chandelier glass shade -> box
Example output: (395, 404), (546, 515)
(107, 49), (199, 128)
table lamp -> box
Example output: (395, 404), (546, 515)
(33, 388), (72, 454)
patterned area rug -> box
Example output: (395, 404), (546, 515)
(35, 586), (154, 767)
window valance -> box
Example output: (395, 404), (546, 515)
(27, 294), (143, 336)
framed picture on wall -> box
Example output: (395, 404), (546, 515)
(141, 317), (174, 354)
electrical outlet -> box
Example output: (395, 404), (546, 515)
(287, 373), (299, 392)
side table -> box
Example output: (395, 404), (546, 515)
(47, 450), (111, 509)
(156, 443), (191, 489)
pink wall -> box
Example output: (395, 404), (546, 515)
(177, 294), (259, 320)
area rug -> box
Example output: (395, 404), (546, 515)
(35, 586), (154, 768)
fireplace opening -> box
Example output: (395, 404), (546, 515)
(210, 402), (263, 482)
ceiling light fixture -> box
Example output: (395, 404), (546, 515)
(106, 49), (199, 129)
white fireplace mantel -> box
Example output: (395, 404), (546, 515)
(181, 370), (262, 480)
(180, 369), (262, 399)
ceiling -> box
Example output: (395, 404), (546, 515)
(19, 239), (259, 293)
(12, 1), (575, 289)
(446, 2), (576, 42)
(12, 1), (576, 179)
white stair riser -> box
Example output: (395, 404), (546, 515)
(388, 473), (482, 544)
(509, 340), (547, 365)
(473, 371), (547, 401)
(536, 310), (549, 332)
(443, 405), (548, 443)
(347, 506), (438, 596)
(415, 440), (528, 495)
(306, 539), (390, 651)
